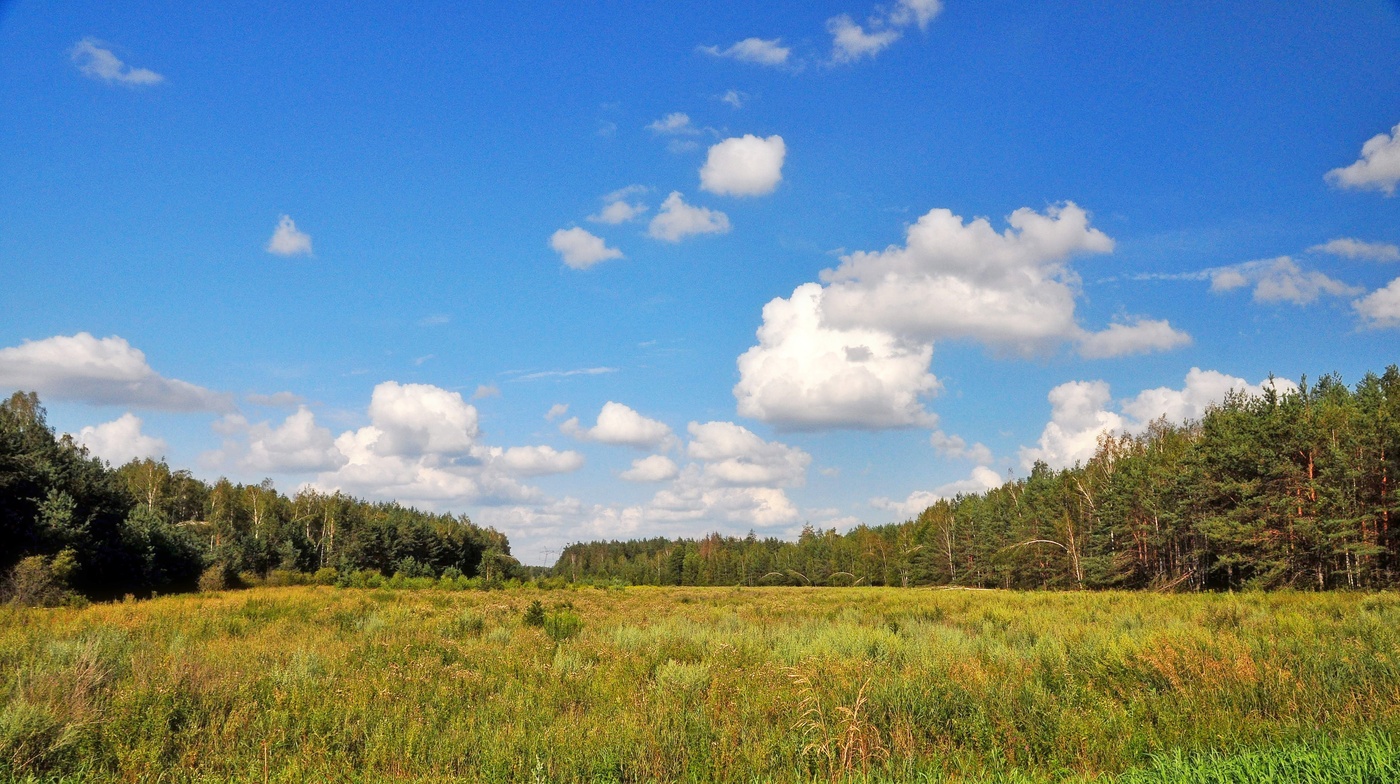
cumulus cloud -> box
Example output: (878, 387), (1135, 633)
(1308, 237), (1400, 262)
(818, 203), (1118, 352)
(734, 283), (939, 429)
(589, 186), (649, 224)
(699, 38), (791, 66)
(1326, 122), (1400, 195)
(207, 406), (346, 473)
(1020, 369), (1298, 471)
(266, 215), (313, 257)
(561, 401), (675, 450)
(620, 454), (680, 482)
(929, 429), (993, 464)
(549, 227), (623, 269)
(70, 38), (163, 86)
(364, 381), (480, 457)
(872, 466), (1001, 517)
(686, 420), (811, 487)
(1208, 257), (1361, 304)
(699, 134), (786, 197)
(0, 333), (232, 412)
(487, 445), (585, 476)
(647, 192), (731, 242)
(1354, 277), (1400, 329)
(1078, 319), (1192, 359)
(75, 413), (166, 465)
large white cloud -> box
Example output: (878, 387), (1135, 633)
(819, 203), (1117, 352)
(647, 192), (731, 242)
(561, 401), (675, 450)
(0, 333), (232, 412)
(486, 445), (585, 476)
(266, 215), (313, 257)
(1354, 277), (1400, 329)
(699, 38), (791, 66)
(1326, 122), (1400, 196)
(70, 39), (163, 86)
(1209, 257), (1361, 305)
(74, 413), (166, 465)
(734, 283), (939, 429)
(1020, 369), (1298, 471)
(699, 135), (786, 197)
(365, 381), (480, 456)
(549, 227), (623, 269)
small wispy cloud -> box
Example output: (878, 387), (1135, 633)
(512, 367), (619, 381)
(473, 384), (501, 399)
(1308, 237), (1400, 262)
(267, 215), (313, 257)
(698, 38), (791, 67)
(70, 38), (164, 86)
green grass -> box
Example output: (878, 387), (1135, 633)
(1, 586), (1397, 782)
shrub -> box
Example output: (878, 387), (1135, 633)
(523, 599), (546, 627)
(198, 564), (228, 593)
(312, 567), (338, 586)
(544, 610), (582, 643)
(4, 555), (71, 607)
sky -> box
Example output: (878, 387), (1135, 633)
(2, 1), (1399, 565)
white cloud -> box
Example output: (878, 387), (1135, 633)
(207, 406), (346, 474)
(699, 134), (786, 197)
(266, 215), (313, 257)
(620, 454), (680, 482)
(1308, 237), (1400, 262)
(647, 192), (731, 242)
(1078, 318), (1192, 359)
(0, 333), (232, 412)
(1018, 381), (1126, 471)
(514, 367), (617, 381)
(488, 445), (585, 476)
(589, 200), (647, 225)
(929, 429), (993, 464)
(1209, 257), (1361, 305)
(647, 112), (700, 135)
(545, 403), (570, 421)
(699, 38), (791, 66)
(872, 466), (1000, 517)
(818, 203), (1118, 353)
(1354, 277), (1400, 329)
(1326, 122), (1400, 195)
(1021, 370), (1298, 471)
(734, 283), (939, 429)
(472, 384), (500, 399)
(549, 227), (623, 270)
(719, 90), (747, 109)
(75, 414), (166, 465)
(827, 15), (903, 62)
(70, 38), (163, 86)
(561, 401), (675, 449)
(365, 381), (479, 457)
(888, 0), (943, 29)
(686, 421), (810, 487)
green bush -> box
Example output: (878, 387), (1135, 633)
(4, 554), (73, 607)
(197, 564), (228, 593)
(312, 567), (338, 585)
(523, 599), (546, 627)
(544, 609), (582, 643)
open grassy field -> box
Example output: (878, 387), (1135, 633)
(1, 586), (1398, 783)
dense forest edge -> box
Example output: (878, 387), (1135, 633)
(0, 391), (520, 605)
(554, 366), (1400, 592)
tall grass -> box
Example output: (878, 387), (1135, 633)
(1, 587), (1397, 782)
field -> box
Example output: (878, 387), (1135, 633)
(1, 586), (1398, 783)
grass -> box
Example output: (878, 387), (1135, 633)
(0, 586), (1397, 782)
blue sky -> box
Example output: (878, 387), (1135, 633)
(2, 1), (1398, 564)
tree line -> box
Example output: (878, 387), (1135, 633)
(0, 391), (516, 603)
(553, 367), (1400, 591)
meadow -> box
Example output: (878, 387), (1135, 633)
(1, 586), (1398, 783)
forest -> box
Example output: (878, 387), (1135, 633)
(555, 367), (1400, 592)
(0, 391), (516, 603)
